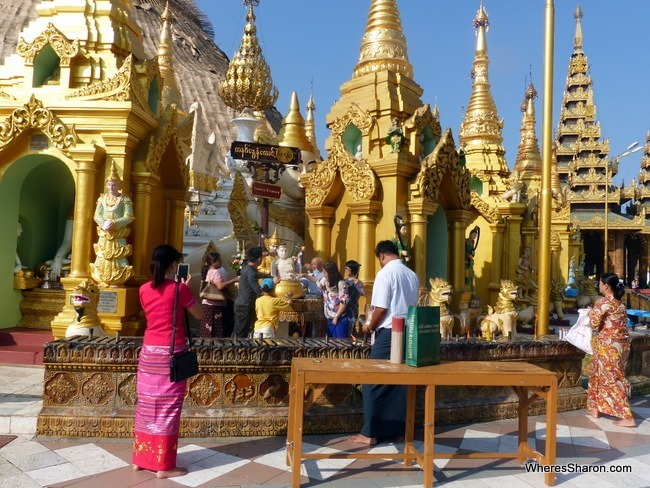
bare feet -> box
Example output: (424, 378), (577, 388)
(613, 418), (635, 427)
(132, 464), (141, 471)
(348, 433), (377, 445)
(156, 467), (188, 478)
(586, 409), (599, 419)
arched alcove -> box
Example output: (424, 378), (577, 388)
(33, 44), (60, 87)
(426, 206), (448, 280)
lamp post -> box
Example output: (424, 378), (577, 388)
(603, 142), (643, 270)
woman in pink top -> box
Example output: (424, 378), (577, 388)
(132, 244), (202, 478)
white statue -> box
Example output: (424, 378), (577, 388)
(272, 243), (300, 280)
(14, 221), (24, 274)
(45, 217), (74, 280)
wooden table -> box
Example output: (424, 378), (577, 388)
(286, 358), (557, 487)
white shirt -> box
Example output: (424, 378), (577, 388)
(371, 258), (420, 330)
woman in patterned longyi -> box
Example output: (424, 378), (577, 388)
(586, 273), (635, 427)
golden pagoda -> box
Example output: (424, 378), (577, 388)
(0, 0), (195, 337)
(304, 0), (472, 301)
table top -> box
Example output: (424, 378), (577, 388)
(290, 358), (557, 387)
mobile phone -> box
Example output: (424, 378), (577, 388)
(176, 263), (190, 282)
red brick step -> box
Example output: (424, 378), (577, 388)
(0, 328), (53, 365)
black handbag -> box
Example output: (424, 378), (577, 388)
(169, 282), (199, 382)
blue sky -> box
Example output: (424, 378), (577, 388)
(196, 1), (649, 187)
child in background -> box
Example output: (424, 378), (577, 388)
(253, 278), (293, 338)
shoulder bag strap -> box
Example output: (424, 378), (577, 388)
(169, 281), (180, 357)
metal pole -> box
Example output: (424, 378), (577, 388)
(536, 0), (555, 338)
(604, 163), (609, 271)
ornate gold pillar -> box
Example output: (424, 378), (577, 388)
(165, 189), (188, 251)
(131, 173), (159, 280)
(489, 222), (506, 304)
(348, 201), (382, 287)
(445, 209), (473, 296)
(305, 206), (335, 259)
(68, 145), (102, 278)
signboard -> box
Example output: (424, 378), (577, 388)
(98, 291), (118, 314)
(251, 181), (282, 200)
(231, 141), (301, 165)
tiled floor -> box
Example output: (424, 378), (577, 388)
(1, 364), (649, 487)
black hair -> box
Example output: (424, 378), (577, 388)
(600, 272), (625, 301)
(150, 244), (183, 288)
(345, 260), (361, 277)
(375, 240), (399, 257)
(201, 252), (221, 280)
(323, 261), (344, 288)
(247, 246), (263, 262)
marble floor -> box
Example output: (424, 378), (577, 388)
(1, 364), (649, 488)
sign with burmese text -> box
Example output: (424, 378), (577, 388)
(230, 141), (301, 165)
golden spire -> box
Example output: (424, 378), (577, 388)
(218, 0), (278, 112)
(514, 82), (542, 178)
(277, 92), (313, 152)
(305, 93), (320, 157)
(459, 3), (503, 145)
(106, 162), (122, 185)
(353, 0), (413, 79)
(157, 1), (182, 107)
(550, 141), (562, 197)
(574, 4), (583, 51)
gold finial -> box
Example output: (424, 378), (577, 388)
(305, 92), (320, 158)
(106, 162), (122, 186)
(574, 4), (583, 51)
(263, 227), (283, 249)
(353, 0), (413, 79)
(459, 3), (503, 145)
(277, 92), (313, 152)
(218, 0), (278, 112)
(514, 81), (542, 177)
(157, 1), (182, 107)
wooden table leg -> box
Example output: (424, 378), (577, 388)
(422, 384), (435, 488)
(290, 371), (306, 487)
(544, 382), (558, 486)
(286, 366), (297, 467)
(517, 388), (530, 464)
(404, 385), (416, 465)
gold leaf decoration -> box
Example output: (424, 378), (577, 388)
(16, 22), (79, 65)
(0, 95), (80, 154)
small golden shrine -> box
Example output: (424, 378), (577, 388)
(0, 0), (197, 337)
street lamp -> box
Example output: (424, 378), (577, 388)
(604, 142), (644, 269)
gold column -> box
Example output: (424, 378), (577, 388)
(69, 145), (102, 278)
(349, 201), (382, 287)
(165, 189), (188, 251)
(446, 210), (473, 295)
(131, 173), (159, 280)
(407, 201), (437, 291)
(640, 237), (648, 287)
(306, 206), (335, 259)
(489, 222), (506, 304)
(537, 0), (555, 336)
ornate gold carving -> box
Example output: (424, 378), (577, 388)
(82, 373), (115, 405)
(470, 191), (502, 224)
(44, 372), (78, 404)
(0, 95), (80, 154)
(117, 375), (137, 406)
(188, 374), (222, 406)
(224, 374), (256, 406)
(412, 129), (471, 209)
(405, 104), (442, 151)
(260, 374), (288, 405)
(306, 103), (377, 206)
(142, 106), (189, 185)
(228, 172), (257, 249)
(16, 23), (79, 65)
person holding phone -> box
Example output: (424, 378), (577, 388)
(132, 244), (202, 478)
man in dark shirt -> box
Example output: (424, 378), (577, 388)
(233, 246), (274, 338)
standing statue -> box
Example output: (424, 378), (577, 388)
(516, 246), (538, 299)
(392, 215), (410, 263)
(465, 226), (480, 294)
(385, 117), (406, 153)
(90, 163), (135, 286)
(272, 243), (304, 298)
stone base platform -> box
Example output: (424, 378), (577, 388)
(35, 334), (650, 438)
